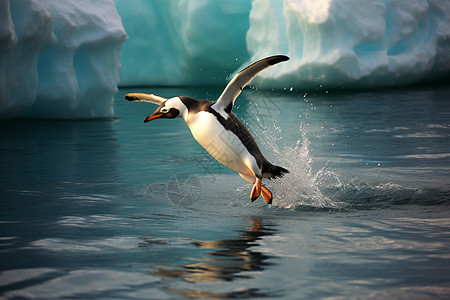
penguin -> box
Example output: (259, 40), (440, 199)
(125, 55), (290, 204)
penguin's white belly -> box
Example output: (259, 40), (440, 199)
(187, 111), (258, 177)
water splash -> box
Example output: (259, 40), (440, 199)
(242, 95), (341, 209)
(268, 133), (341, 209)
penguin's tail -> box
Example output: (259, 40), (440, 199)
(262, 161), (289, 180)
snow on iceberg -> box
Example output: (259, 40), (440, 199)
(116, 0), (450, 89)
(0, 0), (127, 119)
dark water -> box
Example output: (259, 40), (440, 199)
(1, 86), (449, 299)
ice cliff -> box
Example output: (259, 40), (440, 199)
(117, 0), (450, 89)
(115, 0), (252, 87)
(246, 0), (450, 89)
(0, 0), (126, 119)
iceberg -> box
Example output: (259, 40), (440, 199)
(116, 0), (450, 89)
(115, 0), (252, 87)
(246, 0), (450, 89)
(0, 0), (126, 119)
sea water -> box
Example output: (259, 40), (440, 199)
(1, 86), (449, 299)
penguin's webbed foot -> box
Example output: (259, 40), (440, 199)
(250, 177), (262, 201)
(261, 185), (273, 205)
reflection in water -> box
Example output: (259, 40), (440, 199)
(154, 217), (276, 298)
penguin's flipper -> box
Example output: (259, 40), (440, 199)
(250, 177), (262, 201)
(125, 93), (167, 105)
(214, 55), (289, 113)
(261, 185), (273, 205)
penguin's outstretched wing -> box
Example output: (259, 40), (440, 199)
(214, 55), (289, 113)
(125, 93), (167, 105)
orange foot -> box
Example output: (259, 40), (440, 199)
(250, 177), (262, 201)
(261, 185), (273, 204)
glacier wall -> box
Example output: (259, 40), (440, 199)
(0, 0), (126, 119)
(116, 0), (252, 87)
(117, 0), (450, 89)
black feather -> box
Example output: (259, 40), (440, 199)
(262, 162), (289, 179)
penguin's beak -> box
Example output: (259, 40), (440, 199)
(144, 113), (162, 123)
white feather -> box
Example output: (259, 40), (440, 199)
(186, 111), (261, 178)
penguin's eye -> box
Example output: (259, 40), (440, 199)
(161, 107), (169, 113)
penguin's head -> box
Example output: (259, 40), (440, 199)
(144, 97), (188, 123)
(124, 93), (188, 123)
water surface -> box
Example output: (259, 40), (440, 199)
(1, 86), (449, 299)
